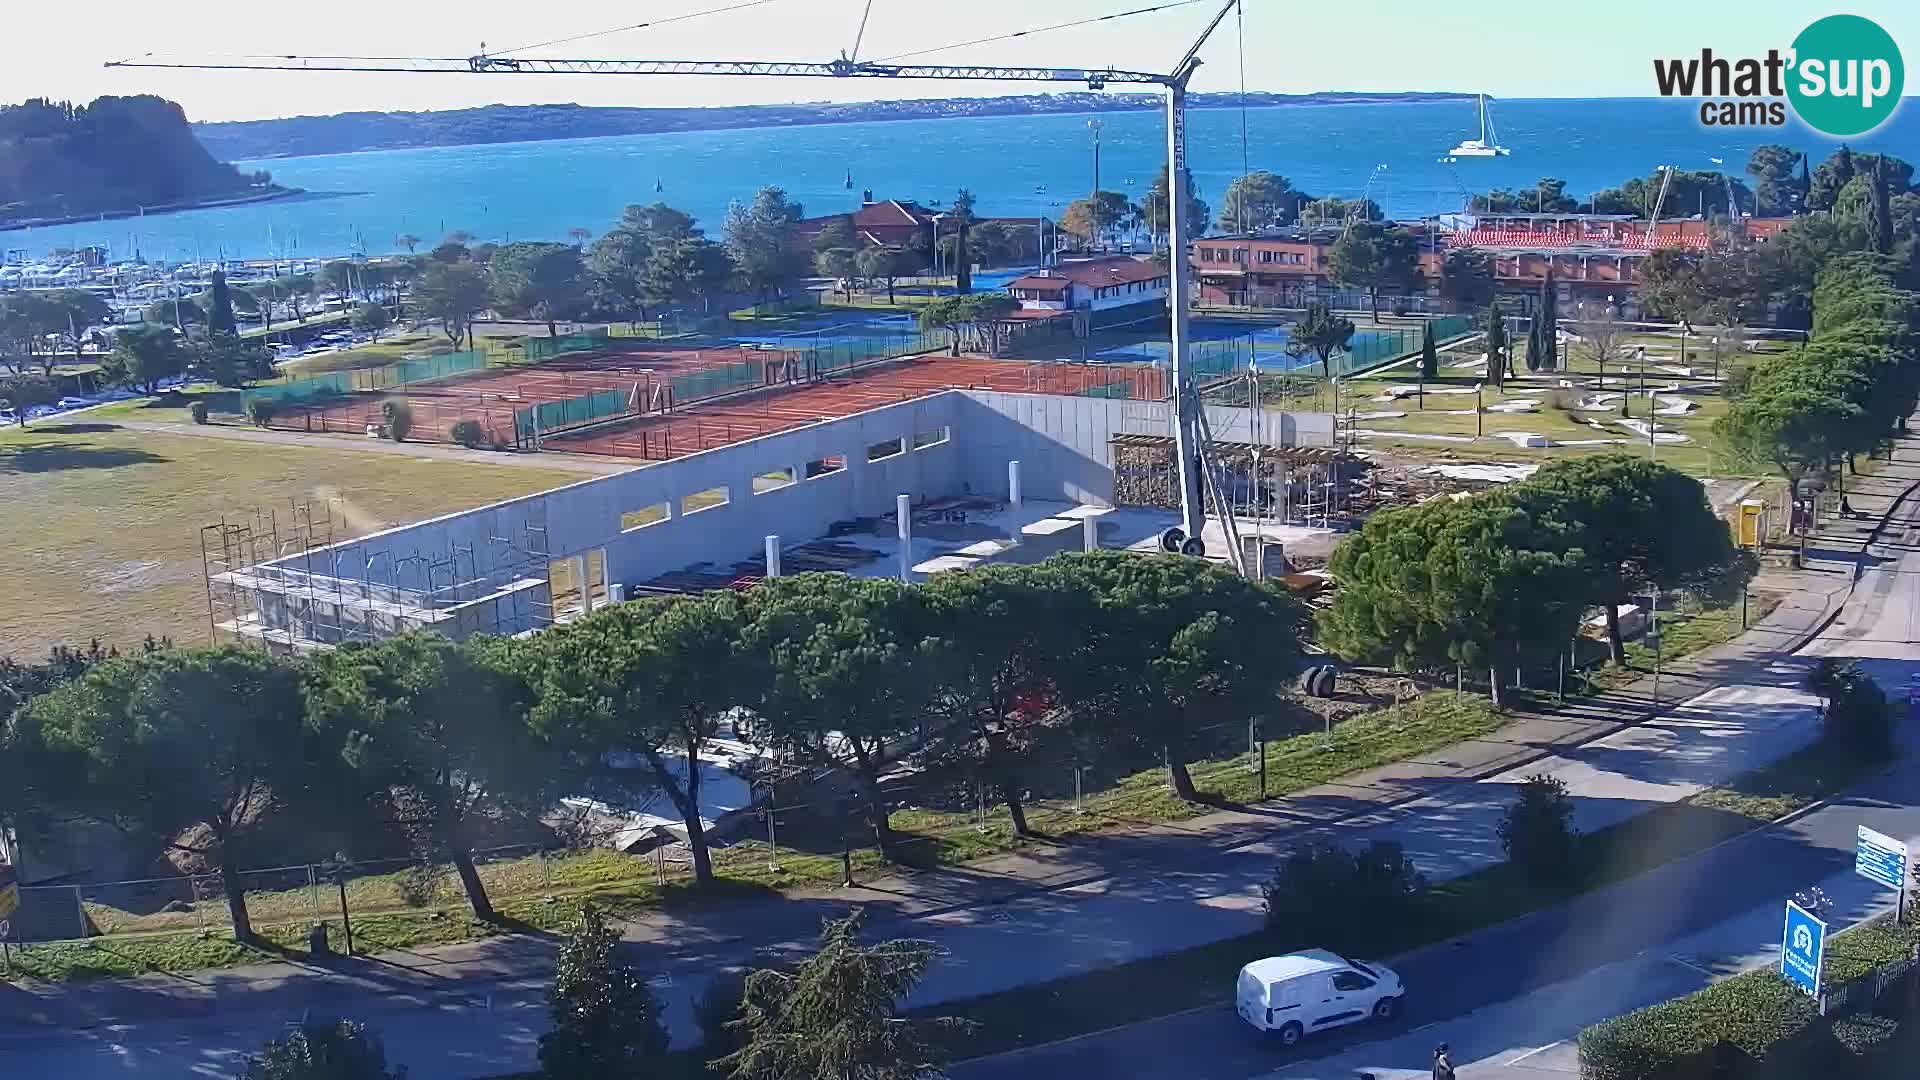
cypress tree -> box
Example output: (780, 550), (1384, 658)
(1484, 304), (1508, 386)
(1419, 318), (1439, 380)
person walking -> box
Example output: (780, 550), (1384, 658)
(1432, 1043), (1456, 1080)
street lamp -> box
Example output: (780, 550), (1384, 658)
(929, 213), (946, 295)
(1087, 119), (1104, 252)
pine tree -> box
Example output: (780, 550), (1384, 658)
(1795, 153), (1812, 214)
(715, 912), (971, 1080)
(537, 904), (668, 1080)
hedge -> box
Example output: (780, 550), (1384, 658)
(1577, 915), (1920, 1080)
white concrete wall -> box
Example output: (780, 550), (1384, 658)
(265, 393), (966, 596)
(257, 387), (1335, 617)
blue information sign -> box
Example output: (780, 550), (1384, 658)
(1781, 900), (1826, 996)
(1857, 826), (1909, 892)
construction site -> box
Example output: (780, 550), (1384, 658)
(198, 382), (1343, 652)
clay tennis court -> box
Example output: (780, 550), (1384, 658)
(549, 355), (1169, 460)
(263, 342), (793, 447)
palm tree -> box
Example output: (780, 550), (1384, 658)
(396, 233), (420, 255)
(568, 227), (592, 248)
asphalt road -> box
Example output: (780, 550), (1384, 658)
(952, 471), (1920, 1080)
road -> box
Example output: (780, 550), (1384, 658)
(3, 460), (1913, 1078)
(951, 466), (1920, 1080)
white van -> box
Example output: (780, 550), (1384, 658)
(1235, 949), (1404, 1044)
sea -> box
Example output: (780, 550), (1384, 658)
(14, 97), (1920, 262)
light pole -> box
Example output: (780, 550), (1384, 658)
(1088, 118), (1103, 253)
(929, 213), (945, 294)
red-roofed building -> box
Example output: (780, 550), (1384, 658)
(1005, 256), (1169, 318)
(792, 192), (1049, 252)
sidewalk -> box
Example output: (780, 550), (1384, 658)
(4, 445), (1917, 1074)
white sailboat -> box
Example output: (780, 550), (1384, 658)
(1448, 93), (1511, 158)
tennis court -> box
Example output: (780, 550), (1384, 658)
(262, 341), (801, 447)
(552, 355), (1168, 460)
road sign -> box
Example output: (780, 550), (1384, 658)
(1857, 826), (1910, 892)
(1781, 900), (1827, 997)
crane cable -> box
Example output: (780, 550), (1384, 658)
(850, 0), (877, 62)
(874, 0), (1208, 63)
(490, 0), (784, 58)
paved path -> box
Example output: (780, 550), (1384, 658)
(4, 443), (1916, 1078)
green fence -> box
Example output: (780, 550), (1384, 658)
(525, 329), (611, 362)
(670, 358), (765, 403)
(239, 370), (356, 409)
(357, 348), (489, 391)
(514, 387), (631, 444)
(1341, 314), (1476, 374)
(238, 348), (493, 412)
(792, 328), (947, 379)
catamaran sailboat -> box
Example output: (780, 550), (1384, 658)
(1448, 93), (1511, 157)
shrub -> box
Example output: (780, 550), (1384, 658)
(240, 1020), (405, 1080)
(449, 419), (485, 448)
(1498, 773), (1579, 883)
(538, 904), (668, 1079)
(695, 972), (748, 1060)
(1809, 659), (1893, 758)
(395, 864), (443, 909)
(1261, 840), (1426, 954)
(381, 399), (413, 442)
(189, 400), (209, 425)
(1577, 915), (1920, 1080)
(245, 397), (277, 428)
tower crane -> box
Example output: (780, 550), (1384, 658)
(111, 0), (1241, 546)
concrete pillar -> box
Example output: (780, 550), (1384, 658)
(1008, 460), (1023, 507)
(1083, 515), (1099, 552)
(897, 493), (912, 583)
(765, 535), (782, 578)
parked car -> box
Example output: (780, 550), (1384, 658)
(55, 397), (92, 410)
(0, 410), (17, 426)
(1235, 950), (1404, 1045)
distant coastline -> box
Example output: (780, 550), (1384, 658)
(194, 91), (1474, 160)
(0, 186), (306, 235)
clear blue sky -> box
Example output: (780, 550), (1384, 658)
(6, 0), (1917, 122)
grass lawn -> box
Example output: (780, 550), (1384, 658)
(1324, 369), (1756, 479)
(0, 423), (581, 659)
(8, 692), (1504, 981)
(1577, 591), (1784, 694)
(932, 734), (1892, 1061)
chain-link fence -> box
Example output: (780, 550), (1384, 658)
(514, 387), (633, 444)
(7, 845), (562, 945)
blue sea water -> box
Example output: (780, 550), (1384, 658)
(16, 97), (1919, 262)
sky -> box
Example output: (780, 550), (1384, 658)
(4, 0), (1918, 123)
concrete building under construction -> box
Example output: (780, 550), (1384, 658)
(200, 387), (1339, 653)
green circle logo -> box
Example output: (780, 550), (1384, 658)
(1787, 15), (1904, 136)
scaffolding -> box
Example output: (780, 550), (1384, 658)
(198, 499), (559, 653)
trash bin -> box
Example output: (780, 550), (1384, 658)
(309, 922), (331, 957)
